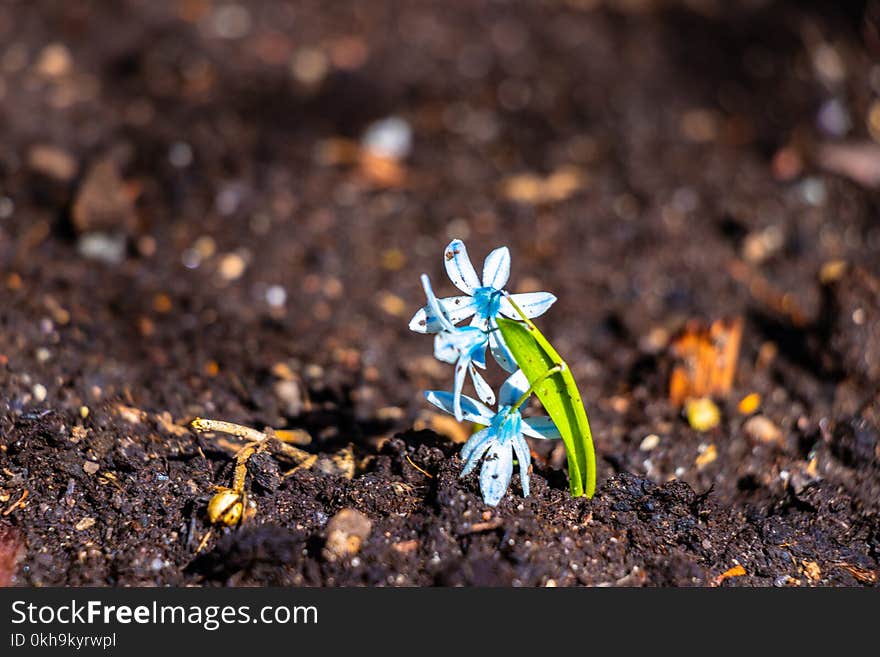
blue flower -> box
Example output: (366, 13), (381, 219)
(425, 370), (561, 506)
(418, 274), (494, 421)
(409, 239), (557, 372)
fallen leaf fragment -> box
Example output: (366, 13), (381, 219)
(801, 560), (821, 582)
(832, 562), (877, 584)
(669, 318), (742, 406)
(115, 404), (146, 425)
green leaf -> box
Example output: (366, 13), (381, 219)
(496, 316), (596, 498)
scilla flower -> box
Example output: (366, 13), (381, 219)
(409, 239), (556, 371)
(425, 370), (561, 506)
(419, 274), (494, 420)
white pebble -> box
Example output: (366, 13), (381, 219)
(639, 434), (660, 451)
(168, 142), (193, 168)
(32, 383), (47, 402)
(362, 116), (412, 160)
(266, 285), (287, 307)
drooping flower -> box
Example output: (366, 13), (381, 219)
(409, 239), (557, 372)
(425, 370), (561, 506)
(418, 273), (494, 420)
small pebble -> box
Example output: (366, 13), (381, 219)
(218, 253), (247, 281)
(27, 144), (77, 181)
(817, 97), (851, 137)
(743, 415), (782, 443)
(83, 461), (99, 475)
(273, 380), (303, 417)
(168, 142), (193, 168)
(74, 517), (96, 531)
(290, 48), (328, 85)
(36, 43), (72, 77)
(209, 4), (252, 39)
(738, 393), (761, 415)
(77, 233), (126, 264)
(323, 508), (372, 562)
(774, 574), (799, 587)
(362, 117), (412, 160)
(0, 196), (13, 219)
(265, 285), (287, 307)
(685, 397), (721, 432)
(639, 434), (660, 451)
(32, 384), (47, 402)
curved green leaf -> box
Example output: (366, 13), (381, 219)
(496, 317), (596, 498)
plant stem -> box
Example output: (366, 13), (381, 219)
(508, 363), (564, 415)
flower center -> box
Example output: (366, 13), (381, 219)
(491, 406), (521, 443)
(473, 286), (502, 319)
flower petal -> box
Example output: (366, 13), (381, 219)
(408, 296), (478, 333)
(480, 442), (513, 506)
(432, 333), (460, 364)
(444, 240), (481, 295)
(489, 327), (517, 372)
(512, 433), (532, 498)
(482, 246), (511, 290)
(522, 416), (562, 440)
(469, 364), (495, 405)
(499, 369), (530, 407)
(424, 390), (495, 425)
(461, 428), (495, 475)
(468, 338), (488, 369)
(433, 325), (485, 365)
(500, 291), (557, 319)
(420, 274), (455, 332)
(452, 355), (471, 421)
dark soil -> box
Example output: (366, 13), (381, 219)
(1, 0), (879, 586)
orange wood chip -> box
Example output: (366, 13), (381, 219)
(712, 564), (746, 586)
(669, 318), (743, 407)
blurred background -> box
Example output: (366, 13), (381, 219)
(1, 0), (879, 489)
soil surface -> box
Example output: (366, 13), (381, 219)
(1, 1), (879, 586)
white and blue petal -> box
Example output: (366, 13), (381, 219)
(489, 326), (517, 372)
(482, 246), (511, 290)
(468, 337), (488, 369)
(500, 291), (557, 320)
(420, 274), (455, 332)
(512, 433), (532, 497)
(432, 325), (485, 365)
(424, 390), (494, 425)
(461, 429), (495, 476)
(480, 442), (514, 506)
(408, 296), (478, 333)
(432, 332), (461, 364)
(499, 369), (530, 408)
(522, 416), (562, 440)
(444, 239), (481, 295)
(469, 365), (495, 405)
(452, 356), (471, 421)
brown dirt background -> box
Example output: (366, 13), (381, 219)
(0, 0), (878, 586)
